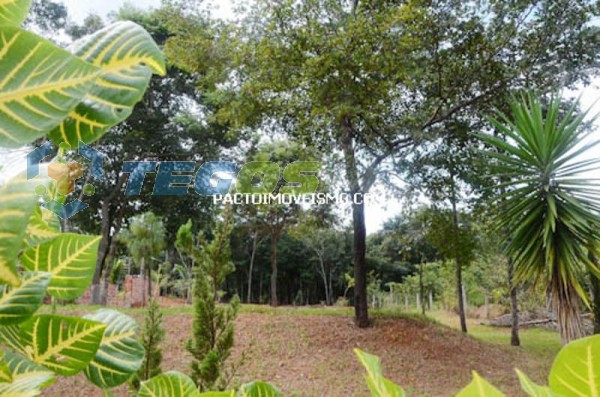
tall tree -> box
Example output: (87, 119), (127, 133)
(167, 0), (600, 327)
(178, 209), (239, 390)
(69, 6), (237, 304)
(119, 212), (167, 306)
(237, 141), (315, 306)
(482, 95), (600, 343)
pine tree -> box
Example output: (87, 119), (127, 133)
(130, 299), (165, 390)
(178, 208), (239, 391)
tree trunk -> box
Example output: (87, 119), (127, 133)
(429, 289), (433, 310)
(451, 194), (467, 333)
(270, 232), (278, 307)
(328, 268), (334, 306)
(247, 232), (259, 304)
(147, 265), (153, 300)
(100, 204), (126, 305)
(90, 175), (127, 305)
(90, 204), (111, 304)
(588, 250), (600, 334)
(508, 257), (521, 346)
(316, 254), (329, 306)
(419, 262), (425, 315)
(141, 257), (147, 307)
(551, 273), (585, 344)
(341, 122), (369, 328)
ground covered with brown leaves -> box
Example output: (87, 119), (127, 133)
(47, 308), (555, 397)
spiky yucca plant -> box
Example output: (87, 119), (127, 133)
(481, 94), (600, 343)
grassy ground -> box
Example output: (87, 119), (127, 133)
(45, 304), (561, 397)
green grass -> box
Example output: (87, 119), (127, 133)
(427, 310), (561, 361)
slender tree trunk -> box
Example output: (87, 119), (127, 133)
(91, 175), (127, 305)
(100, 204), (125, 305)
(316, 253), (329, 306)
(341, 122), (369, 328)
(451, 192), (467, 333)
(247, 232), (259, 304)
(588, 250), (600, 334)
(508, 257), (521, 346)
(429, 289), (433, 310)
(419, 262), (425, 315)
(148, 265), (153, 300)
(141, 257), (147, 307)
(329, 268), (334, 306)
(91, 206), (111, 304)
(270, 232), (278, 307)
(259, 272), (263, 304)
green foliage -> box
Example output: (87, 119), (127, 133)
(515, 370), (556, 397)
(20, 234), (101, 300)
(47, 21), (167, 147)
(84, 309), (145, 389)
(178, 211), (239, 390)
(138, 372), (282, 397)
(0, 314), (106, 376)
(119, 212), (166, 268)
(130, 300), (165, 390)
(138, 371), (199, 397)
(0, 27), (99, 147)
(455, 372), (504, 397)
(355, 349), (405, 397)
(120, 211), (166, 305)
(481, 94), (600, 343)
(0, 272), (50, 325)
(0, 174), (47, 286)
(549, 334), (600, 396)
(0, 0), (31, 25)
(238, 382), (283, 397)
(0, 0), (164, 394)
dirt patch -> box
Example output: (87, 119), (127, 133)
(46, 310), (548, 397)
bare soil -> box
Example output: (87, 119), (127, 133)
(46, 309), (552, 397)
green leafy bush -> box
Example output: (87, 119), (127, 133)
(129, 299), (165, 391)
(0, 0), (165, 394)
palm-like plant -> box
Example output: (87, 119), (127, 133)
(481, 94), (600, 343)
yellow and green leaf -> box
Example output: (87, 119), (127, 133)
(0, 272), (50, 326)
(456, 372), (505, 397)
(138, 371), (200, 397)
(515, 369), (558, 397)
(0, 350), (11, 383)
(49, 21), (167, 146)
(0, 0), (31, 27)
(238, 381), (283, 397)
(83, 309), (144, 389)
(549, 334), (600, 397)
(2, 314), (106, 376)
(0, 174), (46, 286)
(0, 27), (100, 147)
(23, 206), (60, 248)
(354, 349), (405, 397)
(20, 233), (101, 300)
(0, 350), (56, 396)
